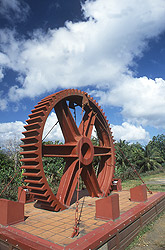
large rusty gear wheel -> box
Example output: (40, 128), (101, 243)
(20, 89), (115, 211)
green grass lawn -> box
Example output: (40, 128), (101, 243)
(121, 171), (165, 192)
(123, 171), (165, 249)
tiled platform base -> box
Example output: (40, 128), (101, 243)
(0, 190), (164, 250)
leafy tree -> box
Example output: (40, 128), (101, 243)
(114, 135), (165, 180)
(115, 140), (135, 179)
(42, 141), (65, 193)
(0, 150), (22, 200)
(129, 143), (145, 171)
(148, 134), (165, 160)
(139, 145), (164, 172)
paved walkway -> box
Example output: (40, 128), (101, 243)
(12, 190), (154, 247)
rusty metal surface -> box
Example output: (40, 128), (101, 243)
(95, 193), (120, 221)
(20, 89), (116, 211)
(130, 184), (147, 202)
(64, 192), (164, 250)
(112, 178), (122, 192)
(0, 226), (62, 250)
(0, 199), (24, 226)
(18, 186), (34, 204)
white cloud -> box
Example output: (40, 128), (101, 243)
(0, 91), (8, 111)
(0, 0), (165, 132)
(97, 76), (165, 128)
(111, 122), (150, 143)
(0, 113), (64, 149)
(0, 0), (164, 99)
(0, 68), (4, 81)
(42, 112), (64, 142)
(0, 0), (29, 22)
(0, 98), (7, 111)
(0, 121), (25, 148)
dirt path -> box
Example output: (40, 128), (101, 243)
(128, 211), (165, 250)
(146, 177), (165, 185)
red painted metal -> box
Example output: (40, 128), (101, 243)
(112, 178), (122, 191)
(0, 192), (164, 250)
(0, 199), (24, 226)
(20, 89), (116, 211)
(0, 225), (63, 250)
(95, 193), (120, 220)
(130, 184), (147, 202)
(65, 192), (164, 250)
(18, 186), (35, 203)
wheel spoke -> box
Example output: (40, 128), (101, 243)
(42, 144), (77, 158)
(97, 157), (112, 195)
(56, 159), (82, 206)
(79, 110), (96, 138)
(95, 116), (109, 146)
(81, 164), (101, 197)
(54, 100), (80, 143)
(94, 146), (111, 156)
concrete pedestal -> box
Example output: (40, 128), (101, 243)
(130, 184), (147, 202)
(95, 193), (120, 220)
(0, 199), (24, 226)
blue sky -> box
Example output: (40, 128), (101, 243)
(0, 0), (165, 148)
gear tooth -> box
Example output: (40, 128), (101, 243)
(23, 88), (116, 209)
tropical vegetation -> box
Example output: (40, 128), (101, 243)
(0, 134), (164, 200)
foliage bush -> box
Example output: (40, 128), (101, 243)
(0, 150), (22, 200)
(0, 134), (164, 200)
(115, 134), (165, 180)
(42, 141), (65, 194)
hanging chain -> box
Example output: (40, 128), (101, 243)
(71, 102), (84, 237)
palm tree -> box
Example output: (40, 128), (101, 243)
(115, 140), (134, 179)
(139, 145), (163, 173)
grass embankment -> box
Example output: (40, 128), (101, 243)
(126, 210), (165, 250)
(121, 171), (165, 192)
(123, 170), (165, 249)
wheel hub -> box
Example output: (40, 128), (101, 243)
(20, 89), (115, 211)
(77, 137), (94, 166)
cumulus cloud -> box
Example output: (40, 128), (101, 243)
(0, 0), (164, 98)
(0, 117), (149, 148)
(42, 112), (64, 142)
(0, 68), (4, 81)
(0, 0), (29, 22)
(0, 121), (25, 148)
(0, 98), (7, 111)
(0, 113), (64, 149)
(111, 122), (150, 143)
(96, 76), (165, 128)
(0, 91), (8, 111)
(0, 0), (165, 132)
